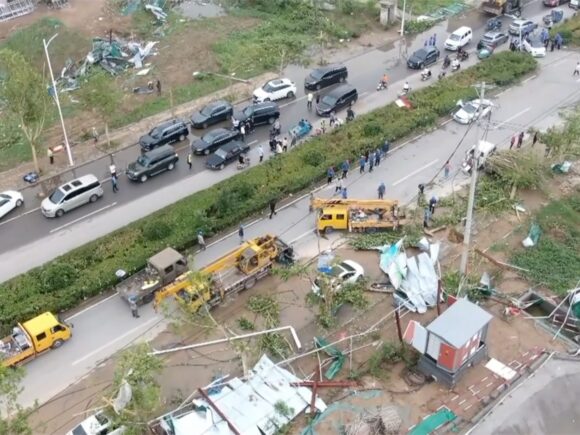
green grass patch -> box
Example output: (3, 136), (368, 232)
(551, 14), (580, 46)
(511, 195), (580, 294)
(408, 0), (466, 15)
(0, 52), (536, 333)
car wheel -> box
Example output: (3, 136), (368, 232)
(89, 194), (98, 203)
(55, 209), (64, 218)
(420, 62), (425, 69)
(324, 226), (334, 234)
(140, 174), (148, 183)
(268, 117), (275, 125)
(244, 277), (257, 290)
(339, 76), (345, 83)
(204, 149), (210, 155)
(265, 98), (271, 102)
(202, 122), (208, 129)
(179, 134), (186, 142)
(287, 91), (295, 98)
(15, 199), (23, 207)
(316, 84), (321, 91)
(167, 162), (175, 171)
(219, 163), (225, 170)
(52, 339), (64, 349)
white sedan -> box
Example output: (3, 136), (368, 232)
(253, 78), (297, 103)
(0, 190), (24, 220)
(66, 411), (125, 435)
(522, 38), (546, 58)
(312, 260), (365, 295)
(452, 98), (493, 124)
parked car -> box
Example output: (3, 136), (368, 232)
(126, 145), (179, 183)
(41, 174), (103, 218)
(66, 411), (125, 435)
(191, 128), (241, 155)
(231, 101), (280, 128)
(543, 0), (568, 7)
(191, 100), (233, 129)
(316, 84), (358, 117)
(407, 46), (440, 69)
(477, 31), (509, 50)
(206, 140), (250, 170)
(139, 119), (189, 152)
(304, 64), (348, 91)
(311, 260), (365, 295)
(508, 19), (538, 35)
(0, 190), (24, 220)
(253, 78), (297, 103)
(444, 26), (473, 51)
(523, 37), (547, 57)
(452, 99), (493, 124)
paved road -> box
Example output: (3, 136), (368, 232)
(0, 0), (557, 282)
(16, 47), (580, 409)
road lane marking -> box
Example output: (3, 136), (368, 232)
(493, 108), (530, 129)
(71, 317), (159, 366)
(204, 217), (262, 250)
(440, 119), (453, 126)
(65, 292), (120, 321)
(522, 75), (536, 84)
(289, 230), (315, 245)
(49, 202), (118, 234)
(0, 207), (41, 227)
(393, 159), (439, 186)
(248, 140), (258, 145)
(280, 95), (306, 108)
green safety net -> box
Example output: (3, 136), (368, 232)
(314, 337), (345, 380)
(410, 408), (457, 435)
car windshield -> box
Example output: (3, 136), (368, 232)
(310, 69), (324, 80)
(137, 156), (150, 166)
(339, 262), (355, 272)
(321, 95), (337, 106)
(0, 194), (9, 200)
(48, 188), (65, 204)
(414, 49), (427, 59)
(450, 34), (461, 41)
(215, 149), (228, 159)
(262, 82), (277, 92)
(482, 34), (495, 42)
(462, 103), (477, 114)
(530, 39), (543, 48)
(94, 413), (109, 426)
(71, 425), (88, 435)
(203, 131), (220, 142)
(200, 105), (214, 116)
(242, 106), (254, 117)
(149, 127), (161, 139)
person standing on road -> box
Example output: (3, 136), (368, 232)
(374, 149), (381, 166)
(238, 225), (245, 243)
(269, 198), (277, 219)
(320, 120), (326, 134)
(574, 62), (580, 76)
(327, 166), (335, 184)
(429, 195), (438, 214)
(258, 145), (264, 162)
(532, 131), (539, 147)
(444, 160), (451, 179)
(359, 155), (366, 174)
(307, 92), (314, 109)
(369, 155), (374, 172)
(510, 135), (516, 150)
(378, 182), (386, 199)
(282, 137), (288, 152)
(240, 124), (246, 142)
(335, 176), (343, 194)
(47, 147), (54, 165)
(517, 131), (524, 149)
(156, 79), (161, 96)
(92, 127), (99, 143)
(382, 140), (390, 156)
(109, 163), (117, 178)
(129, 297), (140, 318)
(329, 112), (336, 127)
(187, 153), (193, 170)
(197, 231), (206, 251)
(341, 160), (350, 179)
(341, 187), (348, 199)
(316, 93), (320, 105)
(111, 174), (119, 193)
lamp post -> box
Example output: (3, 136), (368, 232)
(43, 33), (74, 167)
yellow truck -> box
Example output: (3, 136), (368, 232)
(310, 198), (405, 234)
(0, 312), (72, 367)
(154, 234), (294, 312)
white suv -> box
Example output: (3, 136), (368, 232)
(445, 26), (473, 51)
(253, 78), (297, 103)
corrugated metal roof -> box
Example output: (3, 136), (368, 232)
(426, 299), (492, 348)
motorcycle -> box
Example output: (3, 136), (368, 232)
(398, 86), (411, 97)
(442, 56), (451, 69)
(237, 155), (250, 170)
(376, 80), (388, 91)
(451, 61), (461, 72)
(438, 71), (446, 80)
(457, 50), (469, 61)
(421, 71), (432, 81)
(486, 17), (502, 32)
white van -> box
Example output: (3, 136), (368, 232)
(462, 140), (497, 174)
(41, 174), (104, 218)
(445, 26), (473, 51)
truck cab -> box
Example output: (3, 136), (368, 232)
(1, 312), (72, 367)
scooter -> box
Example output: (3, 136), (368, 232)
(376, 80), (388, 91)
(421, 71), (432, 81)
(451, 62), (461, 72)
(398, 86), (411, 97)
(457, 50), (469, 61)
(237, 155), (250, 170)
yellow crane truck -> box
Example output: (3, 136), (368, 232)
(153, 234), (294, 311)
(0, 312), (72, 367)
(310, 198), (405, 234)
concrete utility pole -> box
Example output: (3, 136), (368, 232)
(459, 81), (486, 276)
(400, 0), (407, 35)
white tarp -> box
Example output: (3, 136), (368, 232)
(416, 252), (438, 306)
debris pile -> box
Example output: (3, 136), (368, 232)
(345, 406), (402, 435)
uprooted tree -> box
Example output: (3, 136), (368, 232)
(0, 49), (50, 174)
(0, 365), (32, 435)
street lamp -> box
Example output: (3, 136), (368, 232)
(43, 33), (74, 167)
(192, 71), (250, 84)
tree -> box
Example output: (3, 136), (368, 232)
(110, 344), (163, 435)
(0, 49), (50, 174)
(77, 70), (122, 148)
(0, 365), (32, 435)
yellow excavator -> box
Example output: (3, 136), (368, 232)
(153, 234), (294, 311)
(310, 198), (405, 234)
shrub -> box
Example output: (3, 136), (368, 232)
(0, 53), (536, 332)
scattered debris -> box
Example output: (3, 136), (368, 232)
(145, 3), (168, 22)
(409, 407), (457, 435)
(314, 337), (346, 380)
(552, 161), (572, 174)
(345, 406), (402, 435)
(474, 248), (530, 272)
(522, 222), (541, 248)
(0, 0), (35, 23)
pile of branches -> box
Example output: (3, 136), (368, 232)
(486, 150), (547, 196)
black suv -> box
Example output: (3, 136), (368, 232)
(304, 64), (348, 91)
(139, 119), (189, 152)
(126, 145), (179, 183)
(407, 46), (440, 69)
(191, 100), (234, 129)
(191, 128), (241, 155)
(316, 84), (358, 117)
(232, 102), (280, 128)
(206, 140), (250, 170)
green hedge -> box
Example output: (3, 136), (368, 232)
(0, 52), (536, 332)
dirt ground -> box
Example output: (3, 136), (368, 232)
(26, 161), (578, 434)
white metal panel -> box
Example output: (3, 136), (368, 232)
(426, 333), (442, 360)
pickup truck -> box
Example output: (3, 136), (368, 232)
(116, 247), (188, 306)
(0, 312), (72, 367)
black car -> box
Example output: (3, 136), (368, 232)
(316, 84), (358, 117)
(304, 64), (348, 91)
(477, 31), (509, 50)
(206, 140), (250, 170)
(191, 100), (233, 129)
(139, 119), (189, 152)
(191, 128), (241, 155)
(126, 145), (179, 183)
(232, 101), (280, 128)
(407, 46), (440, 69)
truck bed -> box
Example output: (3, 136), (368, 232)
(117, 269), (161, 304)
(1, 329), (34, 367)
(348, 210), (404, 231)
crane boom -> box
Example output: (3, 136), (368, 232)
(310, 198), (399, 210)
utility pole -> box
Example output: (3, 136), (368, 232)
(400, 0), (407, 35)
(459, 81), (486, 276)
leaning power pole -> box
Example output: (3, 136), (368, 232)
(459, 81), (487, 276)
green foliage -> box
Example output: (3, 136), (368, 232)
(258, 332), (291, 359)
(550, 14), (580, 46)
(541, 109), (580, 158)
(404, 19), (436, 34)
(512, 195), (580, 294)
(312, 277), (369, 329)
(77, 70), (122, 122)
(0, 366), (31, 435)
(349, 225), (424, 250)
(368, 342), (404, 378)
(0, 52), (537, 334)
(0, 116), (29, 171)
(247, 295), (280, 327)
(237, 316), (256, 331)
